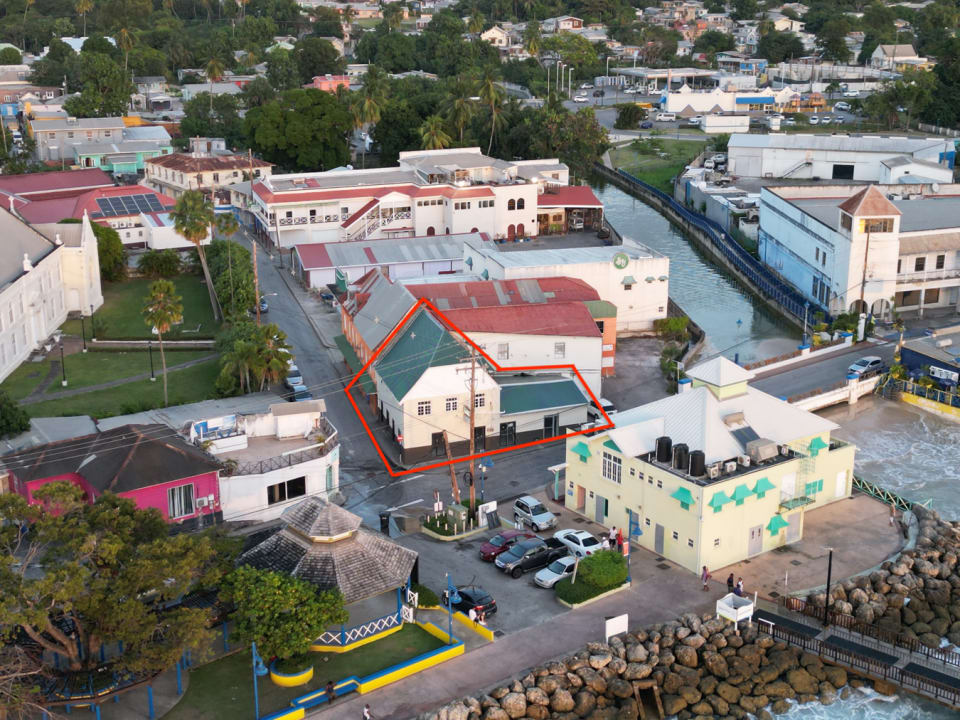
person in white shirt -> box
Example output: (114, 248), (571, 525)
(468, 607), (478, 625)
(363, 704), (375, 719)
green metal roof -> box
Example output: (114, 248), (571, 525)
(334, 334), (375, 394)
(753, 477), (776, 494)
(571, 441), (592, 459)
(809, 436), (829, 455)
(500, 380), (586, 414)
(603, 438), (621, 452)
(708, 491), (732, 510)
(731, 484), (754, 502)
(767, 514), (789, 534)
(584, 300), (617, 319)
(670, 486), (695, 505)
(620, 275), (636, 285)
(375, 310), (465, 400)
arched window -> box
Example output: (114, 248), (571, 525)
(507, 199), (516, 211)
(516, 198), (525, 210)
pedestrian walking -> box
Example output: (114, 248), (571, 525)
(363, 703), (375, 719)
(616, 527), (624, 553)
(701, 566), (711, 591)
(727, 573), (734, 593)
(735, 577), (744, 596)
(889, 502), (897, 528)
(325, 680), (336, 704)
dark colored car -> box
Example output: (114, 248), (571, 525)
(495, 537), (567, 578)
(640, 120), (653, 129)
(443, 585), (498, 616)
(479, 529), (537, 562)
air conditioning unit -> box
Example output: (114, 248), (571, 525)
(708, 465), (721, 479)
(738, 455), (751, 467)
(724, 461), (737, 474)
(196, 497), (209, 508)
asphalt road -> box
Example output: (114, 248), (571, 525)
(241, 231), (568, 530)
(750, 341), (896, 399)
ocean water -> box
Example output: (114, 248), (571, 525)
(777, 686), (953, 720)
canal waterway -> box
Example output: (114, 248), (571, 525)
(594, 183), (800, 363)
(597, 183), (957, 720)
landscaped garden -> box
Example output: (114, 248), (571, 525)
(610, 138), (707, 193)
(163, 624), (446, 720)
(554, 549), (629, 605)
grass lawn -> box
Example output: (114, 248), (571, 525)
(61, 276), (220, 340)
(46, 350), (215, 394)
(610, 138), (707, 193)
(163, 625), (446, 720)
(0, 361), (51, 401)
(26, 358), (222, 418)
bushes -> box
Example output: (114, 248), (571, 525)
(554, 550), (628, 605)
(411, 583), (439, 607)
(137, 249), (182, 278)
(614, 104), (645, 129)
(654, 316), (689, 342)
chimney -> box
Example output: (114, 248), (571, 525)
(22, 253), (33, 272)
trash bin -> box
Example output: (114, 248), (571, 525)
(379, 510), (391, 535)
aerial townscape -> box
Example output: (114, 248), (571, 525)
(4, 0), (960, 719)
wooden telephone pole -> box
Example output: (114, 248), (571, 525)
(468, 346), (477, 511)
(442, 431), (461, 504)
(250, 150), (260, 326)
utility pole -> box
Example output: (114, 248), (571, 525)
(468, 346), (477, 511)
(250, 149), (261, 326)
(859, 228), (871, 311)
(442, 431), (461, 505)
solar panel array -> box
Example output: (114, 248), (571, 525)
(92, 194), (166, 218)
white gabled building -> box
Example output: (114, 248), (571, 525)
(250, 148), (571, 248)
(191, 401), (340, 524)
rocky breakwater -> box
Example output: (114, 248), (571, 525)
(422, 612), (857, 720)
(803, 504), (960, 648)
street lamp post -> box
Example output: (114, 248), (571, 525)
(90, 305), (96, 341)
(803, 301), (810, 346)
(80, 314), (87, 353)
(251, 643), (268, 720)
(148, 341), (156, 382)
(444, 574), (460, 646)
(59, 343), (67, 387)
(823, 547), (834, 627)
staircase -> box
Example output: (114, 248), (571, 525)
(780, 160), (812, 178)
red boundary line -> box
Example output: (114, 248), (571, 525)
(344, 298), (614, 477)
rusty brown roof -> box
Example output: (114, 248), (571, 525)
(145, 152), (272, 173)
(838, 186), (901, 217)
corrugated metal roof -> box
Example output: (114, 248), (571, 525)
(444, 302), (601, 338)
(730, 133), (950, 154)
(375, 309), (467, 400)
(499, 379), (586, 414)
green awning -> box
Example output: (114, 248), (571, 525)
(621, 275), (636, 285)
(808, 437), (829, 456)
(603, 439), (621, 452)
(731, 484), (754, 504)
(708, 491), (732, 511)
(767, 514), (790, 535)
(753, 477), (776, 495)
(571, 441), (592, 459)
(670, 486), (695, 505)
(481, 269), (489, 279)
(334, 334), (375, 394)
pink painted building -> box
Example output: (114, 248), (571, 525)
(303, 75), (350, 93)
(2, 424), (222, 525)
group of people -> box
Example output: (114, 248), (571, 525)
(699, 566), (746, 596)
(467, 606), (487, 626)
(602, 525), (625, 552)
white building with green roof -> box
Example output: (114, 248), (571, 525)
(375, 308), (589, 465)
(563, 356), (856, 574)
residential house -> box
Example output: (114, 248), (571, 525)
(767, 12), (804, 32)
(249, 147), (572, 248)
(759, 183), (960, 318)
(869, 44), (928, 70)
(133, 76), (168, 95)
(143, 142), (273, 202)
(676, 40), (694, 57)
(189, 401), (340, 523)
(0, 207), (102, 382)
(1, 424), (222, 526)
(542, 16), (583, 33)
(71, 125), (173, 174)
(463, 236), (669, 334)
(180, 83), (243, 101)
(29, 116), (126, 163)
(302, 74), (351, 92)
(481, 25), (511, 48)
(716, 52), (768, 76)
(563, 356), (855, 574)
(374, 307), (589, 464)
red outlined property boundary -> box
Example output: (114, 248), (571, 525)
(344, 297), (615, 477)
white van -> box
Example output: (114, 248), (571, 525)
(655, 112), (676, 121)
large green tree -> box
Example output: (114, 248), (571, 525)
(215, 320), (291, 395)
(206, 238), (256, 319)
(170, 190), (220, 321)
(816, 18), (852, 62)
(62, 52), (134, 117)
(180, 94), (244, 148)
(293, 37), (345, 84)
(0, 483), (220, 672)
(266, 48), (300, 91)
(91, 222), (126, 283)
(221, 566), (348, 661)
(0, 390), (29, 439)
(245, 88), (351, 171)
(756, 30), (804, 64)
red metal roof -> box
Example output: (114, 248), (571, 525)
(0, 168), (113, 198)
(295, 243), (333, 269)
(341, 198), (380, 228)
(442, 302), (601, 337)
(16, 185), (175, 225)
(254, 181), (494, 205)
(406, 277), (599, 308)
(537, 185), (603, 209)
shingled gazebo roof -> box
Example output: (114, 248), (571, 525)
(237, 497), (417, 605)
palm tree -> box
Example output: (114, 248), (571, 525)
(75, 0), (93, 36)
(205, 56), (226, 114)
(468, 12), (485, 35)
(215, 212), (239, 238)
(171, 190), (221, 321)
(355, 65), (387, 167)
(341, 3), (356, 30)
(256, 323), (292, 390)
(142, 279), (184, 406)
(478, 69), (504, 155)
(117, 28), (134, 74)
(420, 115), (452, 150)
(384, 2), (404, 31)
(222, 339), (261, 394)
(443, 77), (476, 143)
(23, 0), (35, 50)
(523, 20), (541, 59)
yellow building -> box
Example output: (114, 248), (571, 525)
(564, 357), (856, 574)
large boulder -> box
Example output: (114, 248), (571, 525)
(549, 689), (575, 712)
(572, 690), (595, 717)
(499, 693), (526, 719)
(683, 633), (707, 649)
(703, 652), (729, 678)
(762, 681), (796, 700)
(623, 663), (653, 680)
(481, 707), (509, 720)
(589, 653), (613, 670)
(536, 675), (566, 694)
(525, 687), (549, 706)
(661, 695), (687, 716)
(607, 678), (633, 699)
(716, 681), (741, 704)
(626, 643), (649, 663)
(675, 645), (699, 668)
(705, 694), (730, 715)
(786, 669), (819, 695)
(678, 685), (702, 704)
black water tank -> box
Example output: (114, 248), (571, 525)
(673, 443), (689, 471)
(655, 436), (672, 463)
(689, 450), (706, 477)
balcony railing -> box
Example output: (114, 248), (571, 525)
(222, 419), (339, 476)
(896, 268), (960, 284)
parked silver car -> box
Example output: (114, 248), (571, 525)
(513, 495), (557, 531)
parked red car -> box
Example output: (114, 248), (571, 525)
(478, 529), (537, 562)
